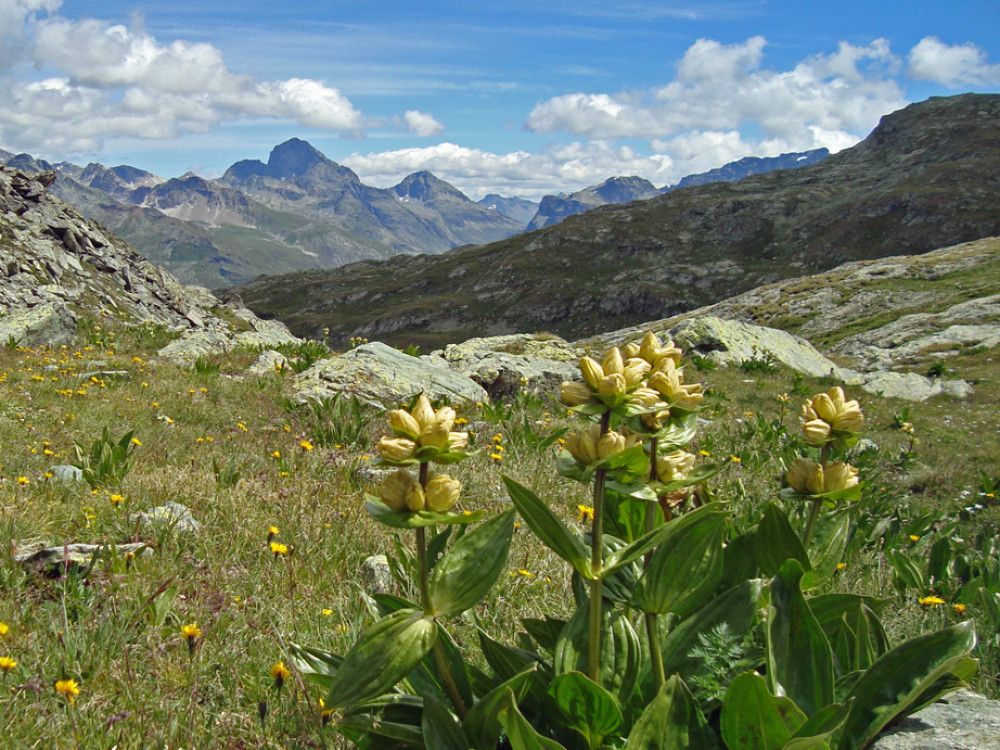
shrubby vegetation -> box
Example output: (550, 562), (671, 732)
(0, 323), (997, 748)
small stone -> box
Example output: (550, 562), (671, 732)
(49, 465), (84, 482)
(135, 501), (201, 533)
(359, 554), (393, 595)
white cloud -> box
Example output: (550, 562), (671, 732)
(404, 110), (445, 137)
(907, 37), (1000, 87)
(0, 8), (362, 154)
(526, 37), (906, 150)
(342, 141), (674, 200)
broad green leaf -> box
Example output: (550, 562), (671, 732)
(366, 497), (485, 528)
(521, 616), (566, 655)
(783, 700), (852, 750)
(722, 531), (761, 587)
(649, 461), (727, 495)
(555, 599), (640, 706)
(885, 549), (925, 593)
(478, 629), (546, 683)
(287, 643), (341, 691)
(806, 510), (852, 587)
(720, 672), (806, 750)
(339, 694), (426, 748)
(810, 595), (890, 673)
(660, 580), (763, 680)
(631, 503), (725, 615)
(756, 502), (811, 578)
(547, 672), (622, 749)
(604, 492), (659, 543)
(325, 608), (437, 708)
(422, 693), (470, 750)
(768, 559), (835, 717)
(462, 666), (538, 750)
(504, 475), (592, 578)
(927, 536), (952, 585)
(497, 689), (569, 750)
(626, 675), (719, 749)
(835, 621), (977, 750)
(429, 510), (514, 617)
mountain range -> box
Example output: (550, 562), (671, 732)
(225, 93), (1000, 350)
(2, 139), (828, 290)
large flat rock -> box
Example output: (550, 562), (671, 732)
(294, 341), (487, 407)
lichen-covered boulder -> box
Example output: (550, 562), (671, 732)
(155, 330), (233, 365)
(434, 333), (583, 399)
(294, 341), (487, 408)
(870, 690), (1000, 749)
(667, 316), (861, 381)
(0, 303), (77, 347)
(858, 370), (973, 401)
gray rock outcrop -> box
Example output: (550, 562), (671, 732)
(0, 166), (299, 355)
(294, 341), (487, 407)
(871, 689), (1000, 750)
(434, 333), (583, 398)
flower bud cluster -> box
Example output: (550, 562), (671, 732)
(380, 469), (462, 512)
(559, 331), (702, 419)
(565, 424), (641, 466)
(800, 386), (864, 447)
(377, 394), (470, 464)
(786, 458), (859, 496)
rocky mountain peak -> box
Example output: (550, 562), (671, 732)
(393, 171), (468, 202)
(265, 137), (329, 179)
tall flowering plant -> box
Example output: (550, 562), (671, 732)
(296, 334), (975, 750)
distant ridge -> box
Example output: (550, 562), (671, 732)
(227, 94), (1000, 350)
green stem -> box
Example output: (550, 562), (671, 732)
(644, 436), (666, 690)
(416, 461), (466, 718)
(803, 445), (832, 548)
(587, 411), (612, 684)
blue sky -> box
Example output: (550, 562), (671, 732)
(2, 1), (999, 199)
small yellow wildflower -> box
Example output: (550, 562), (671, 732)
(321, 608), (333, 616)
(300, 439), (314, 451)
(109, 493), (125, 506)
(516, 569), (533, 578)
(16, 476), (29, 485)
(836, 562), (846, 571)
(909, 535), (920, 542)
(270, 542), (289, 557)
(699, 449), (711, 457)
(55, 678), (80, 703)
(181, 623), (202, 640)
(918, 595), (945, 607)
(0, 624), (8, 638)
(577, 504), (595, 522)
(131, 437), (142, 446)
(0, 656), (16, 673)
(953, 603), (967, 614)
(271, 450), (281, 459)
(270, 661), (292, 690)
(730, 455), (742, 463)
(237, 423), (248, 432)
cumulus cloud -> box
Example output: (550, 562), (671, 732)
(0, 6), (362, 154)
(342, 141), (674, 200)
(907, 37), (1000, 87)
(404, 110), (445, 137)
(526, 37), (906, 154)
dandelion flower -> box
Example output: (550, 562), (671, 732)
(321, 608), (333, 616)
(271, 451), (281, 459)
(16, 476), (29, 485)
(131, 437), (142, 446)
(270, 542), (288, 557)
(918, 595), (945, 607)
(181, 623), (202, 640)
(0, 622), (8, 637)
(55, 678), (80, 703)
(909, 535), (920, 542)
(299, 439), (314, 451)
(270, 661), (291, 690)
(577, 505), (595, 522)
(0, 656), (15, 673)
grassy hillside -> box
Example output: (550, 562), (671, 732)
(0, 299), (997, 746)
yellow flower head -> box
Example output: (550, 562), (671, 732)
(270, 542), (289, 556)
(953, 603), (967, 614)
(0, 622), (8, 637)
(577, 504), (595, 522)
(918, 595), (946, 607)
(0, 656), (16, 673)
(55, 678), (80, 702)
(270, 661), (292, 689)
(181, 623), (202, 641)
(299, 439), (314, 451)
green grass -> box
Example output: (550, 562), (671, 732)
(0, 321), (997, 747)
